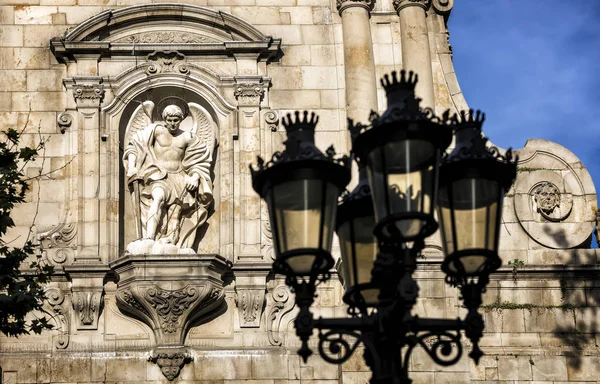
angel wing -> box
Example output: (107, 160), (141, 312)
(188, 102), (217, 156)
(124, 101), (154, 150)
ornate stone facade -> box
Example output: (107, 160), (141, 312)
(0, 2), (598, 384)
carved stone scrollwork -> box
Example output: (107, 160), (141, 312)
(110, 254), (229, 381)
(266, 283), (295, 346)
(235, 287), (266, 328)
(149, 347), (193, 381)
(43, 286), (70, 349)
(37, 221), (77, 267)
(264, 110), (279, 132)
(261, 219), (275, 261)
(233, 267), (269, 329)
(57, 112), (73, 134)
(72, 289), (103, 330)
(116, 32), (217, 44)
(234, 83), (265, 106)
(146, 51), (190, 76)
(73, 84), (104, 101)
(145, 286), (200, 334)
(64, 266), (108, 331)
(431, 0), (453, 14)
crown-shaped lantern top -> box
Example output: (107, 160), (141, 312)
(380, 70), (420, 112)
(282, 111), (319, 143)
(250, 111), (350, 180)
(452, 109), (485, 132)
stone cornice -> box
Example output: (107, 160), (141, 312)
(50, 39), (282, 64)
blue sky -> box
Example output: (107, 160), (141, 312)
(448, 1), (600, 191)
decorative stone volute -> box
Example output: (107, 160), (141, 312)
(63, 265), (109, 331)
(110, 254), (229, 380)
(233, 263), (270, 328)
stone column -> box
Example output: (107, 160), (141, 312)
(395, 0), (435, 109)
(337, 0), (378, 125)
(68, 75), (104, 263)
(233, 76), (266, 259)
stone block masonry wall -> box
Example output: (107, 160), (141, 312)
(1, 1), (599, 384)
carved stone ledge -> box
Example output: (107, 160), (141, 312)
(110, 254), (229, 381)
(232, 263), (271, 328)
(64, 265), (109, 331)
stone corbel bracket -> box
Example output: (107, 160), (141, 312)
(110, 254), (229, 381)
(232, 263), (271, 328)
(63, 264), (110, 331)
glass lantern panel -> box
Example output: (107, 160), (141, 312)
(367, 139), (435, 238)
(338, 216), (378, 289)
(270, 178), (339, 274)
(439, 178), (500, 275)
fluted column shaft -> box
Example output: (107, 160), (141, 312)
(396, 0), (434, 109)
(338, 1), (378, 125)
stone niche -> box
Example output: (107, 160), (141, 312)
(39, 3), (283, 380)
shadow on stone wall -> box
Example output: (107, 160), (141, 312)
(546, 226), (599, 372)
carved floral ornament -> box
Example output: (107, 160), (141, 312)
(72, 289), (103, 330)
(110, 253), (228, 381)
(234, 83), (265, 105)
(235, 288), (266, 328)
(114, 32), (218, 44)
(73, 84), (105, 101)
(146, 51), (190, 76)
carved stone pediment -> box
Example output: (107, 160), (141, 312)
(110, 254), (229, 380)
(50, 4), (282, 63)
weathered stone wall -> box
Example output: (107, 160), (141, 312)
(0, 0), (598, 383)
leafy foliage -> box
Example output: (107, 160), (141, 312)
(0, 126), (54, 336)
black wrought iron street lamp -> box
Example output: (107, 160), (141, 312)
(250, 70), (518, 384)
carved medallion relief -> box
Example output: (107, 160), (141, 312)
(513, 140), (596, 249)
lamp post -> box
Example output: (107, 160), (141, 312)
(250, 70), (517, 384)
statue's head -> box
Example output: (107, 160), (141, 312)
(162, 105), (184, 131)
(533, 182), (560, 214)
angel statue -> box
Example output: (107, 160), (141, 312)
(123, 97), (216, 255)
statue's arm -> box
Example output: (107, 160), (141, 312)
(123, 125), (154, 178)
(182, 136), (213, 197)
